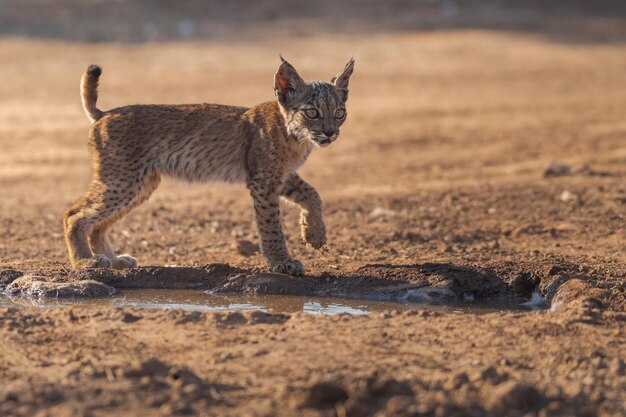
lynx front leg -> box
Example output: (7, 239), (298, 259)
(247, 178), (304, 276)
(281, 173), (326, 249)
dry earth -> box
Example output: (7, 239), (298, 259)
(1, 2), (625, 416)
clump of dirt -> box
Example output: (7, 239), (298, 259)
(211, 272), (320, 295)
(213, 310), (290, 327)
(0, 269), (22, 287)
(3, 354), (226, 416)
(288, 372), (595, 417)
(235, 239), (260, 256)
(482, 381), (546, 415)
(5, 274), (115, 298)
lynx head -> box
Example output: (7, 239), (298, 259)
(274, 56), (354, 147)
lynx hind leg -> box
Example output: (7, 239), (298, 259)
(89, 226), (137, 269)
(65, 174), (160, 270)
(89, 173), (161, 269)
(64, 187), (113, 269)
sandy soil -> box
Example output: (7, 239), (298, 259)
(1, 2), (625, 416)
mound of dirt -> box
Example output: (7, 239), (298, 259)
(5, 274), (115, 298)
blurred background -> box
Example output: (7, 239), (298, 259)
(1, 0), (625, 268)
(2, 0), (626, 43)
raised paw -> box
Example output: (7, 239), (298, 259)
(74, 254), (112, 269)
(112, 254), (137, 269)
(302, 220), (327, 250)
(271, 259), (305, 276)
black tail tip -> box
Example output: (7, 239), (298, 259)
(86, 65), (102, 78)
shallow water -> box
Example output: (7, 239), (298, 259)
(0, 289), (540, 315)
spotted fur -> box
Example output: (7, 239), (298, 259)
(64, 58), (354, 275)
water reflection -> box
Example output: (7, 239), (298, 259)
(0, 289), (392, 315)
(0, 289), (536, 315)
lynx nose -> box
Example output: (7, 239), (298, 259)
(323, 129), (336, 138)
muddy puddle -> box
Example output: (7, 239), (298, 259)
(0, 289), (543, 315)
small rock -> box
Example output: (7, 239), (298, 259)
(559, 190), (579, 203)
(121, 313), (142, 323)
(471, 366), (503, 383)
(235, 239), (260, 256)
(370, 379), (414, 397)
(124, 358), (171, 378)
(551, 279), (606, 307)
(544, 162), (590, 177)
(248, 310), (289, 324)
(544, 162), (571, 177)
(447, 372), (470, 390)
(484, 381), (544, 412)
(299, 381), (348, 409)
(174, 311), (204, 324)
(0, 269), (23, 290)
(6, 275), (115, 298)
(215, 311), (247, 326)
(168, 367), (204, 386)
(369, 207), (397, 219)
(37, 384), (65, 404)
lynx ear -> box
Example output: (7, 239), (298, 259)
(274, 56), (304, 105)
(331, 58), (355, 102)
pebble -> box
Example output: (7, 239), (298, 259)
(559, 190), (579, 202)
(235, 239), (259, 256)
(369, 207), (397, 219)
(485, 381), (544, 412)
(543, 162), (571, 177)
(299, 381), (348, 409)
(544, 162), (589, 177)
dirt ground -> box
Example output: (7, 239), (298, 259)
(1, 1), (625, 416)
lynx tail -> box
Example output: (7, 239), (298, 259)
(81, 65), (104, 123)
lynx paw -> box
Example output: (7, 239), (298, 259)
(74, 254), (112, 269)
(112, 254), (137, 269)
(271, 259), (305, 276)
(302, 221), (327, 250)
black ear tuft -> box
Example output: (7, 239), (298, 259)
(87, 65), (102, 78)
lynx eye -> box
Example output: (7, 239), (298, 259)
(334, 108), (346, 119)
(303, 108), (320, 119)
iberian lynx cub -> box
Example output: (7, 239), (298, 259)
(64, 57), (354, 276)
